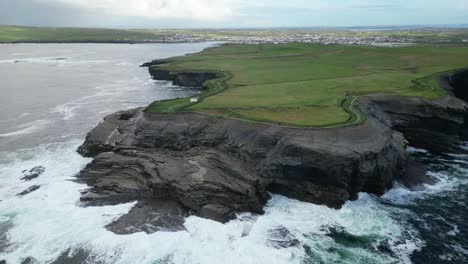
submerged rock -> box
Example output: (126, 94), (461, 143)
(326, 226), (376, 248)
(266, 226), (301, 249)
(50, 249), (91, 264)
(16, 185), (41, 196)
(21, 257), (37, 264)
(20, 166), (45, 181)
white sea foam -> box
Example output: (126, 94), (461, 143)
(407, 146), (429, 154)
(0, 113), (31, 124)
(0, 119), (52, 138)
(0, 42), (439, 264)
(0, 139), (424, 264)
(383, 170), (461, 204)
(0, 57), (109, 65)
(52, 103), (83, 120)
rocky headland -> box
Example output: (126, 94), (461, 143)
(75, 60), (468, 233)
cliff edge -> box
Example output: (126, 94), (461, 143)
(75, 64), (468, 233)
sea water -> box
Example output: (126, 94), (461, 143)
(0, 44), (467, 264)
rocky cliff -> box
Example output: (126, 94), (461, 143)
(75, 66), (468, 233)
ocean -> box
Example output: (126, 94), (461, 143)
(0, 43), (466, 264)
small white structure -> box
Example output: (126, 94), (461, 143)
(190, 98), (199, 103)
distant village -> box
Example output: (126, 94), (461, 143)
(154, 32), (417, 47)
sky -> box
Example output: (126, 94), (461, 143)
(1, 0), (468, 28)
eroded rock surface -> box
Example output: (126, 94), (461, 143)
(77, 106), (407, 228)
(76, 67), (468, 233)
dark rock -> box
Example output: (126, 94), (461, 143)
(16, 185), (41, 196)
(106, 200), (188, 234)
(148, 68), (217, 88)
(20, 166), (45, 181)
(76, 107), (406, 229)
(266, 226), (301, 249)
(21, 257), (37, 264)
(78, 145), (267, 223)
(50, 249), (93, 264)
(358, 93), (468, 154)
(326, 226), (375, 248)
(445, 68), (468, 102)
(0, 219), (12, 255)
(77, 108), (140, 157)
(399, 158), (438, 190)
(75, 66), (468, 233)
(139, 59), (171, 68)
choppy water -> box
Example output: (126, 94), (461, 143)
(0, 44), (467, 264)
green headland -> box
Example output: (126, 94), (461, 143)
(146, 43), (468, 127)
(0, 25), (166, 43)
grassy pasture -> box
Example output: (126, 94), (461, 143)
(147, 43), (468, 127)
(0, 25), (164, 43)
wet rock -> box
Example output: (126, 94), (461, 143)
(75, 66), (468, 232)
(0, 219), (12, 255)
(106, 200), (188, 234)
(78, 146), (267, 224)
(326, 226), (375, 248)
(266, 226), (301, 249)
(16, 185), (41, 196)
(20, 166), (45, 181)
(76, 107), (406, 230)
(399, 158), (438, 191)
(21, 257), (37, 264)
(77, 108), (140, 157)
(50, 249), (93, 264)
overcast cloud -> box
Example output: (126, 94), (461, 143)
(0, 0), (467, 28)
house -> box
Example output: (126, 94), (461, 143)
(190, 98), (199, 103)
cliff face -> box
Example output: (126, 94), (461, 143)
(446, 69), (468, 102)
(76, 67), (468, 233)
(78, 108), (407, 223)
(358, 69), (468, 154)
(144, 61), (218, 87)
(359, 94), (467, 154)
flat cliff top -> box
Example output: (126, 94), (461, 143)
(146, 43), (468, 127)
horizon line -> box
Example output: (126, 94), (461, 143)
(2, 23), (468, 31)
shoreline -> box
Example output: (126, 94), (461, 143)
(0, 40), (204, 45)
(74, 51), (468, 233)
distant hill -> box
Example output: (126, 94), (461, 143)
(0, 25), (167, 43)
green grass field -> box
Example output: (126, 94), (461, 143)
(2, 25), (468, 44)
(0, 25), (166, 43)
(146, 43), (468, 127)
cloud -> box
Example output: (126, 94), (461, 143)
(1, 0), (468, 28)
(350, 4), (398, 9)
(35, 0), (237, 21)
